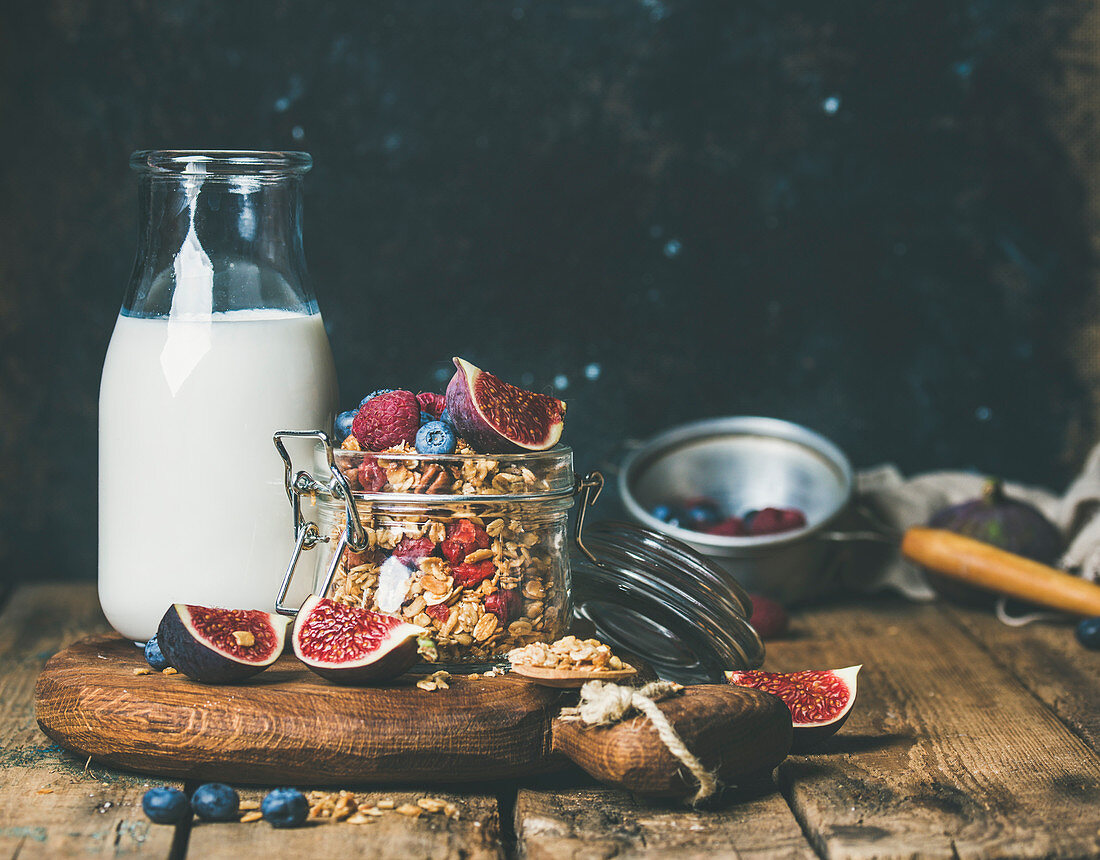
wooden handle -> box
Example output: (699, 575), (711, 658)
(901, 527), (1100, 616)
(551, 686), (791, 798)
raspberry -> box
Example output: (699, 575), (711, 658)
(358, 457), (388, 492)
(352, 390), (421, 450)
(484, 588), (522, 623)
(440, 519), (491, 564)
(417, 392), (446, 419)
(391, 536), (435, 565)
(425, 604), (450, 623)
(748, 507), (806, 536)
(748, 593), (789, 639)
(704, 516), (744, 537)
(452, 561), (495, 587)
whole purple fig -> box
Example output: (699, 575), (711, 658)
(926, 479), (1063, 606)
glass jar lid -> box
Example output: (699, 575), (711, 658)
(570, 520), (765, 684)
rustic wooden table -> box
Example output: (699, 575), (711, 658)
(3, 583), (1099, 859)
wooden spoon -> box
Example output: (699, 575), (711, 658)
(509, 663), (637, 688)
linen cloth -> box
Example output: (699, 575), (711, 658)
(847, 442), (1100, 599)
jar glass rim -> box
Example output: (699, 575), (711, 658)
(129, 150), (312, 176)
(332, 444), (573, 465)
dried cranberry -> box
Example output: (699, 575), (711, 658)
(391, 536), (435, 565)
(484, 588), (522, 623)
(425, 604), (450, 623)
(344, 547), (375, 568)
(452, 560), (495, 587)
(358, 457), (388, 492)
(440, 519), (491, 564)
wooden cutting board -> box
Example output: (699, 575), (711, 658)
(35, 635), (791, 795)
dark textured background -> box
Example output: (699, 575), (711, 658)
(0, 1), (1094, 586)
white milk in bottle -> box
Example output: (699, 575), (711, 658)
(99, 152), (336, 642)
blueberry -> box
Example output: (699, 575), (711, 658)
(650, 504), (685, 527)
(359, 389), (395, 407)
(143, 636), (170, 671)
(334, 409), (357, 440)
(742, 509), (759, 531)
(1076, 617), (1100, 650)
(650, 504), (674, 522)
(420, 411), (434, 425)
(141, 786), (190, 824)
(683, 498), (722, 527)
(440, 407), (452, 425)
(190, 783), (239, 821)
(415, 420), (457, 455)
(261, 787), (309, 828)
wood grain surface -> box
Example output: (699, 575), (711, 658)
(766, 598), (1100, 859)
(9, 583), (1100, 859)
(514, 782), (815, 859)
(36, 634), (565, 784)
(0, 586), (179, 859)
(185, 788), (504, 860)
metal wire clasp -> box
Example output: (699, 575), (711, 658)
(272, 430), (369, 616)
(573, 471), (605, 565)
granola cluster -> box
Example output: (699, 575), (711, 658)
(337, 439), (556, 497)
(508, 635), (628, 672)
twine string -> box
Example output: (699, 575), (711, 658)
(559, 680), (719, 804)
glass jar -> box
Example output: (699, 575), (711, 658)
(274, 432), (766, 679)
(99, 151), (337, 643)
(275, 434), (577, 669)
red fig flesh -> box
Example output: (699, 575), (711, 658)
(444, 357), (566, 452)
(292, 595), (424, 685)
(726, 665), (860, 752)
(156, 604), (287, 684)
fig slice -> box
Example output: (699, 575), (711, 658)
(725, 665), (860, 752)
(444, 357), (566, 452)
(292, 595), (425, 685)
(156, 604), (288, 684)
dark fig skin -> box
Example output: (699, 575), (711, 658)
(927, 479), (1063, 607)
(156, 605), (283, 684)
(296, 631), (420, 685)
(445, 357), (565, 453)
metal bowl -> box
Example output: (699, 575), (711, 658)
(618, 417), (853, 604)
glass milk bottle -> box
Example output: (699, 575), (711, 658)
(99, 151), (338, 642)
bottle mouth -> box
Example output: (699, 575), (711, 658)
(130, 150), (312, 176)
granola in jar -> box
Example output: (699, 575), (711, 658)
(313, 444), (575, 668)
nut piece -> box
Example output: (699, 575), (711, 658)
(377, 798), (396, 809)
(231, 630), (255, 648)
(240, 811), (263, 823)
(132, 667), (151, 676)
(472, 613), (498, 642)
(395, 803), (423, 817)
(417, 797), (447, 813)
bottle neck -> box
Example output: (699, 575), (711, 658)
(124, 172), (314, 318)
